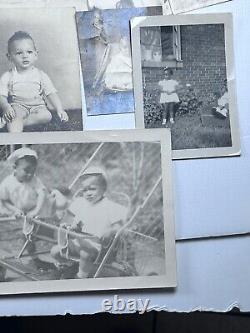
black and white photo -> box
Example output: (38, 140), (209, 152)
(0, 130), (176, 294)
(165, 0), (232, 14)
(0, 8), (83, 135)
(131, 14), (240, 159)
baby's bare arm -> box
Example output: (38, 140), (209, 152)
(26, 189), (46, 219)
(1, 200), (23, 217)
(0, 95), (15, 121)
(46, 93), (68, 122)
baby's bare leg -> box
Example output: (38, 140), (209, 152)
(7, 104), (27, 133)
(23, 105), (52, 127)
(50, 245), (68, 264)
(78, 248), (99, 278)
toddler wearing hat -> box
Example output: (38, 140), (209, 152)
(0, 147), (51, 266)
(50, 166), (128, 279)
(0, 147), (47, 219)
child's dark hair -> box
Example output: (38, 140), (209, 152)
(81, 173), (107, 192)
(8, 31), (36, 54)
(164, 68), (173, 76)
(15, 155), (37, 167)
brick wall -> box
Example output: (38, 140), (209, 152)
(142, 24), (227, 103)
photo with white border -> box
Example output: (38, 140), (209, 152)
(0, 129), (176, 295)
(0, 7), (83, 135)
(131, 13), (240, 159)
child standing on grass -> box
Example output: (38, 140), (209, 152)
(0, 31), (68, 133)
(159, 67), (180, 125)
(50, 166), (128, 279)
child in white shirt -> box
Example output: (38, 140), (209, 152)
(50, 166), (128, 278)
(0, 31), (68, 132)
(213, 85), (229, 118)
(0, 147), (47, 219)
(0, 147), (50, 266)
(159, 67), (179, 125)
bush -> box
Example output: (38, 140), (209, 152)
(177, 85), (202, 116)
(143, 89), (162, 127)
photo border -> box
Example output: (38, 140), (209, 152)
(131, 13), (241, 160)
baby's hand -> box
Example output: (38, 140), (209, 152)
(57, 110), (69, 122)
(26, 211), (39, 220)
(3, 106), (16, 122)
(14, 209), (24, 219)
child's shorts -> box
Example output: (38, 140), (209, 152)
(11, 102), (51, 120)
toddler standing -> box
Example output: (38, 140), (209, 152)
(159, 67), (180, 125)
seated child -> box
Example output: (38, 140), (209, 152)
(0, 147), (49, 266)
(0, 31), (68, 132)
(159, 67), (180, 125)
(0, 147), (47, 219)
(50, 166), (128, 279)
(212, 84), (229, 119)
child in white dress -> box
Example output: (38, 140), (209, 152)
(159, 67), (180, 125)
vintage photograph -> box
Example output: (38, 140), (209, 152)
(0, 0), (88, 10)
(131, 14), (240, 159)
(76, 6), (162, 116)
(165, 0), (232, 14)
(0, 8), (83, 134)
(86, 0), (163, 10)
(0, 130), (176, 294)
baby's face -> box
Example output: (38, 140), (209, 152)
(81, 176), (105, 204)
(15, 158), (37, 183)
(8, 38), (37, 71)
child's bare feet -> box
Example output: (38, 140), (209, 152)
(57, 110), (69, 122)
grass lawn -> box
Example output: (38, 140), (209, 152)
(146, 108), (232, 151)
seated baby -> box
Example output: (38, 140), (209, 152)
(50, 166), (128, 279)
